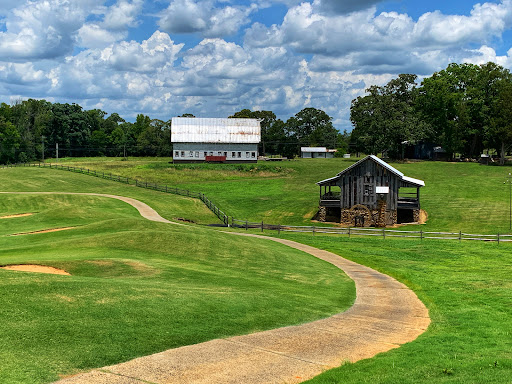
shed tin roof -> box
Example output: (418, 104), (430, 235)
(316, 155), (425, 187)
(171, 117), (261, 144)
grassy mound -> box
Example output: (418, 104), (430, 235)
(0, 175), (355, 383)
(277, 233), (512, 384)
(50, 157), (512, 233)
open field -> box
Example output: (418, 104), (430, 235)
(54, 156), (512, 234)
(269, 233), (511, 384)
(0, 169), (355, 383)
(3, 160), (512, 383)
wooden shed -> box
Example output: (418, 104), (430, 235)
(316, 155), (425, 227)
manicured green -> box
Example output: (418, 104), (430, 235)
(55, 156), (512, 233)
(0, 170), (355, 384)
(1, 165), (218, 224)
(269, 233), (511, 384)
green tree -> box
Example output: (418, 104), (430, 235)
(487, 79), (512, 164)
(351, 74), (429, 159)
(229, 109), (278, 155)
(0, 116), (20, 163)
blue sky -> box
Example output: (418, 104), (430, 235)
(1, 0), (512, 130)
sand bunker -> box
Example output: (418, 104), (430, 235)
(0, 264), (70, 275)
(9, 227), (76, 236)
(0, 213), (33, 219)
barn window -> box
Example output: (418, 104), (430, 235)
(232, 152), (236, 157)
(204, 152), (207, 157)
(181, 151), (185, 157)
(364, 184), (371, 196)
(246, 152), (250, 158)
(175, 151), (179, 157)
(209, 152), (213, 156)
(189, 151), (193, 157)
(195, 152), (199, 158)
(238, 152), (242, 158)
(218, 151), (222, 156)
(252, 152), (256, 158)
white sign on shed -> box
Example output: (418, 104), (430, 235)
(376, 186), (390, 194)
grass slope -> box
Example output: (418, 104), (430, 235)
(53, 157), (512, 233)
(0, 171), (355, 383)
(272, 233), (512, 384)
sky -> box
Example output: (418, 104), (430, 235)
(1, 0), (512, 130)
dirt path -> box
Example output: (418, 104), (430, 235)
(1, 192), (429, 383)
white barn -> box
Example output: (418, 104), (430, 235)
(171, 117), (261, 163)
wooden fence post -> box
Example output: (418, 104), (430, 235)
(497, 233), (500, 245)
(278, 224), (281, 235)
(459, 231), (462, 242)
(420, 229), (423, 241)
(348, 227), (351, 238)
(383, 228), (385, 239)
(313, 225), (315, 235)
(246, 220), (248, 231)
(261, 220), (264, 232)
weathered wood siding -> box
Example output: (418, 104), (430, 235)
(337, 158), (400, 210)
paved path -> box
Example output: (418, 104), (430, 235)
(0, 192), (180, 225)
(2, 192), (430, 384)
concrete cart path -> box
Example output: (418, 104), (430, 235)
(2, 192), (429, 384)
(0, 192), (181, 225)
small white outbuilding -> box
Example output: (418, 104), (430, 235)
(301, 147), (337, 159)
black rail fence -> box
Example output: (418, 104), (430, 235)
(2, 162), (511, 244)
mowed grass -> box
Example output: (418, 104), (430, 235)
(53, 157), (512, 233)
(0, 166), (218, 224)
(0, 173), (355, 383)
(265, 232), (512, 384)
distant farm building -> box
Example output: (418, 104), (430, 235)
(171, 117), (260, 163)
(316, 155), (425, 227)
(301, 147), (337, 158)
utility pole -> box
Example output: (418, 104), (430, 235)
(41, 135), (45, 163)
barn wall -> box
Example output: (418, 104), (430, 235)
(173, 143), (258, 162)
(336, 158), (400, 210)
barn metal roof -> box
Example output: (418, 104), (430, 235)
(316, 155), (425, 187)
(402, 176), (425, 187)
(171, 117), (261, 144)
(338, 155), (404, 178)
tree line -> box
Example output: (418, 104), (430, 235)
(0, 99), (348, 163)
(6, 61), (506, 165)
(350, 62), (512, 163)
(0, 99), (173, 164)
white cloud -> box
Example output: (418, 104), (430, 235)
(314, 0), (383, 15)
(102, 0), (143, 30)
(2, 0), (512, 132)
(158, 0), (255, 37)
(0, 0), (19, 16)
(77, 24), (127, 49)
(0, 0), (102, 60)
(245, 0), (512, 75)
(0, 62), (46, 84)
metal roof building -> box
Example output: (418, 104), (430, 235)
(171, 117), (261, 163)
(315, 155), (425, 227)
(301, 147), (337, 158)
